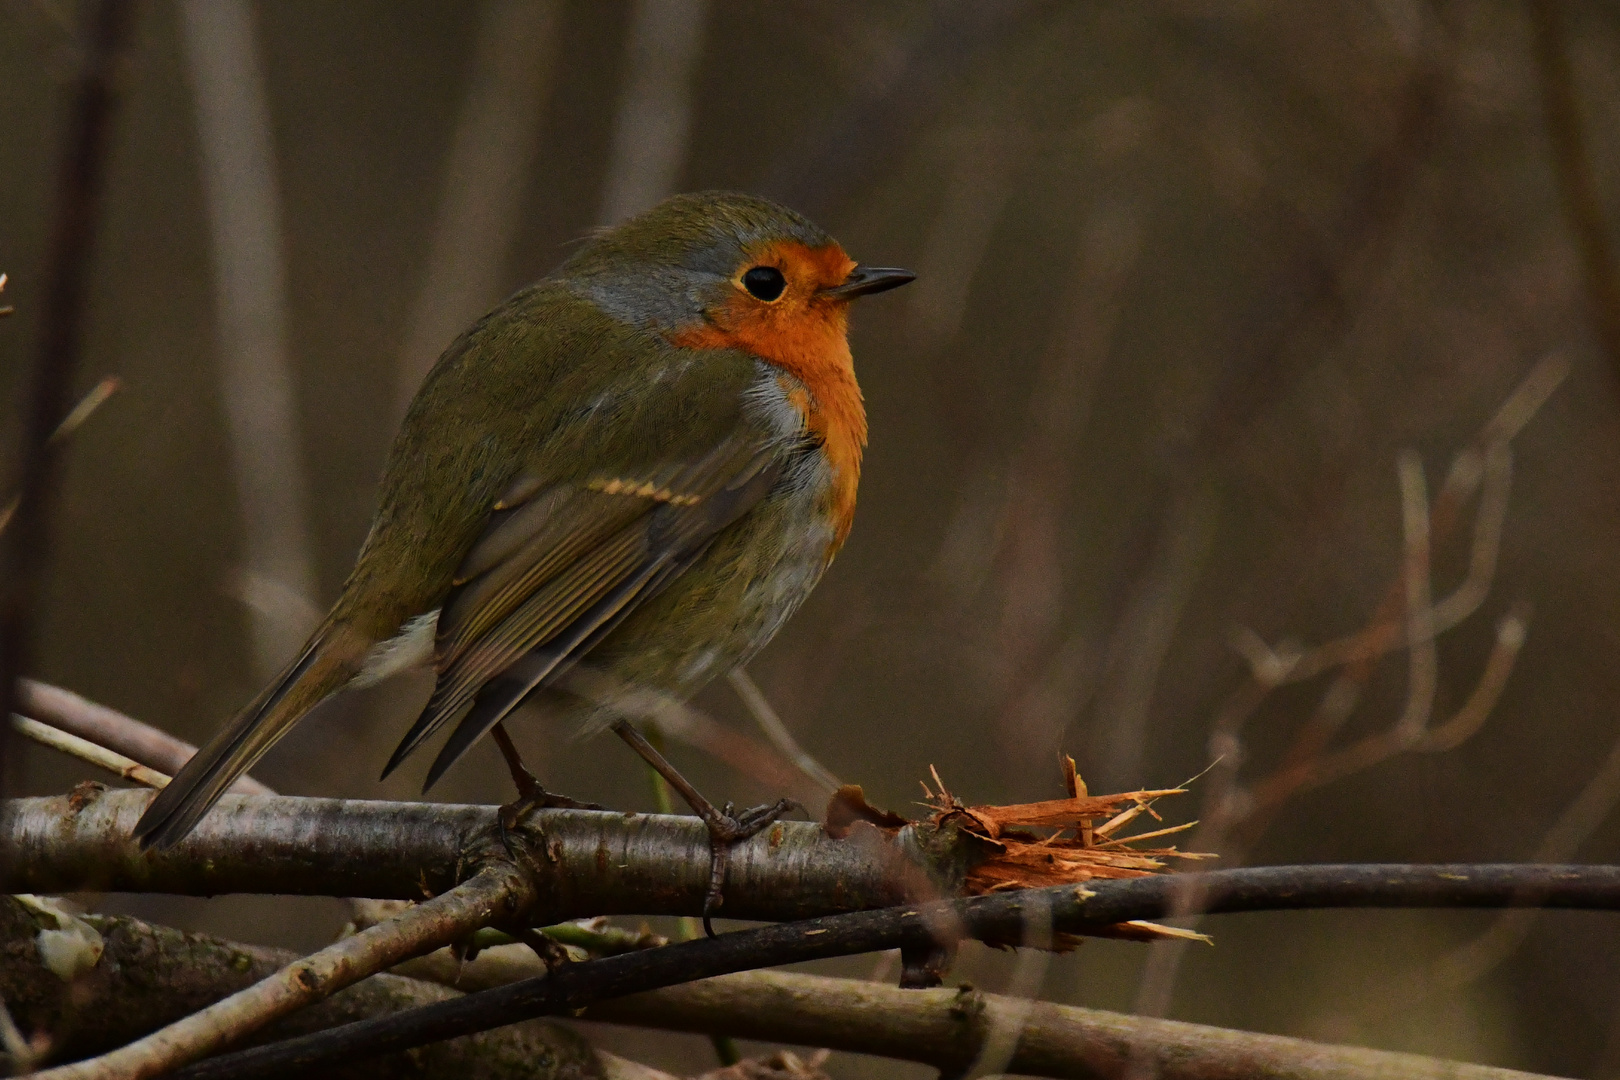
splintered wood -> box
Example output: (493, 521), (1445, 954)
(822, 757), (1213, 946)
(922, 757), (1210, 896)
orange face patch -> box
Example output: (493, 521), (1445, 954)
(668, 241), (867, 555)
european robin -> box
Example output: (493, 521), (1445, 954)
(134, 191), (913, 913)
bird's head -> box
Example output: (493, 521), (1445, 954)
(560, 191), (913, 375)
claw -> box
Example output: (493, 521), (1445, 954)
(697, 798), (801, 935)
(496, 785), (604, 859)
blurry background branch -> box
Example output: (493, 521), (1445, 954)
(395, 0), (560, 414)
(1528, 0), (1620, 382)
(0, 0), (132, 796)
(14, 677), (271, 794)
(178, 0), (321, 675)
(1130, 351), (1560, 1023)
(596, 0), (709, 225)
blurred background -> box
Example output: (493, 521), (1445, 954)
(4, 0), (1620, 1075)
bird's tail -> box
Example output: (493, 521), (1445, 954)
(133, 622), (370, 849)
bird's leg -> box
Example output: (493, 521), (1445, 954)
(490, 722), (601, 839)
(611, 718), (799, 934)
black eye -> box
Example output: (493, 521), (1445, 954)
(741, 265), (786, 301)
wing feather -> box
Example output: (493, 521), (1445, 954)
(439, 491), (646, 662)
(381, 432), (784, 786)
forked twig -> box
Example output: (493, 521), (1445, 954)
(1132, 356), (1562, 1022)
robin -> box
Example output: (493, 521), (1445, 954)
(134, 191), (913, 917)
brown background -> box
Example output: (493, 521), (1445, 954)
(4, 0), (1620, 1075)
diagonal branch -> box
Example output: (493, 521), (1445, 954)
(34, 862), (536, 1080)
(16, 679), (272, 795)
(0, 896), (596, 1079)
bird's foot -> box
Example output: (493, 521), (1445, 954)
(496, 781), (604, 859)
(697, 797), (801, 937)
(606, 717), (803, 934)
(491, 720), (602, 857)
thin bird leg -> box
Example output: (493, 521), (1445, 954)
(611, 718), (799, 934)
(490, 722), (601, 835)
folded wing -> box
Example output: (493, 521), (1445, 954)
(381, 433), (781, 789)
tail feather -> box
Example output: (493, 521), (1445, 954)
(132, 624), (369, 849)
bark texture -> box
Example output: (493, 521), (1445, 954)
(0, 895), (602, 1079)
(0, 785), (962, 920)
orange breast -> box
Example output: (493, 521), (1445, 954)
(668, 244), (866, 556)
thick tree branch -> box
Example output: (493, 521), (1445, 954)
(173, 864), (1620, 1077)
(0, 896), (600, 1079)
(400, 942), (1564, 1079)
(0, 787), (946, 919)
(584, 970), (1554, 1080)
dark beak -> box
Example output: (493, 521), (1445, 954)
(823, 265), (916, 299)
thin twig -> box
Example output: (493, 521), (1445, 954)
(561, 666), (829, 807)
(16, 678), (272, 794)
(1393, 450), (1436, 743)
(1133, 353), (1561, 1022)
(1231, 358), (1560, 690)
(0, 375), (121, 534)
(10, 713), (168, 788)
(1292, 609), (1530, 794)
(34, 862), (535, 1080)
(171, 864), (1620, 1078)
